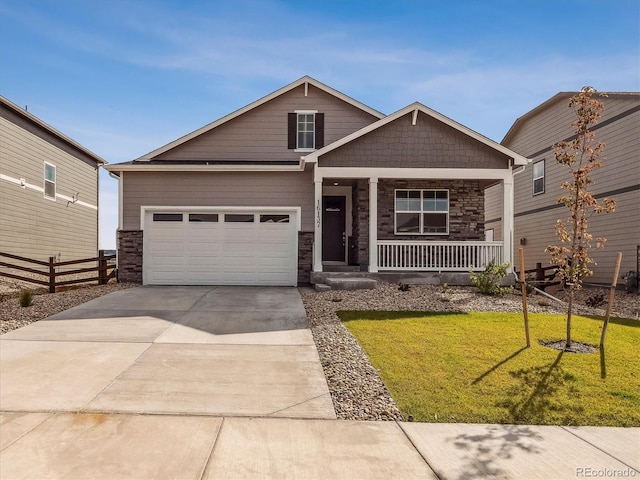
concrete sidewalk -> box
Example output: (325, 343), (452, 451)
(1, 413), (637, 479)
(1, 286), (638, 479)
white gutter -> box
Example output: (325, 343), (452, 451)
(104, 162), (306, 173)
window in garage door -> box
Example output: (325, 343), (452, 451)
(260, 214), (290, 223)
(189, 213), (219, 222)
(153, 213), (183, 221)
(225, 214), (254, 222)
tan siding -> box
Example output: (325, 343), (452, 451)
(0, 116), (99, 262)
(514, 190), (639, 284)
(496, 93), (640, 284)
(507, 96), (636, 156)
(484, 183), (503, 241)
(122, 168), (314, 231)
(154, 84), (378, 162)
(319, 111), (511, 169)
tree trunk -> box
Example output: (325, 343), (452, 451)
(566, 288), (573, 349)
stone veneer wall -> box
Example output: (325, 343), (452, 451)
(297, 231), (313, 284)
(352, 179), (369, 266)
(117, 230), (143, 283)
(353, 179), (485, 264)
(378, 179), (484, 241)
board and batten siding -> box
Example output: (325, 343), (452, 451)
(0, 114), (99, 262)
(122, 169), (315, 231)
(153, 84), (379, 162)
(492, 93), (640, 284)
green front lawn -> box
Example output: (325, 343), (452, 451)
(340, 311), (640, 426)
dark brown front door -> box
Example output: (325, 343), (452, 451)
(322, 196), (346, 262)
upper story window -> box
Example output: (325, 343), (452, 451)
(395, 189), (449, 235)
(44, 162), (56, 200)
(297, 113), (315, 149)
(532, 159), (545, 195)
(288, 111), (324, 151)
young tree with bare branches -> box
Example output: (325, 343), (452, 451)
(546, 87), (616, 349)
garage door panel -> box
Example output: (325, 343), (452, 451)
(144, 209), (297, 286)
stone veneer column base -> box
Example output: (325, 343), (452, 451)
(117, 230), (143, 284)
(298, 231), (314, 284)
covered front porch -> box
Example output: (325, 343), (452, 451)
(311, 168), (514, 280)
(298, 102), (528, 286)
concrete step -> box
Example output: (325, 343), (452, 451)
(325, 277), (377, 291)
(314, 283), (332, 292)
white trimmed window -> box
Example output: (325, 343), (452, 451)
(395, 189), (449, 235)
(44, 162), (56, 200)
(297, 112), (315, 150)
(533, 160), (545, 195)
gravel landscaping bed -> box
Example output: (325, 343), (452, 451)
(0, 282), (137, 334)
(301, 283), (639, 421)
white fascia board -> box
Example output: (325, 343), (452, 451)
(135, 76), (384, 161)
(314, 167), (512, 182)
(105, 163), (304, 173)
(140, 206), (302, 231)
(304, 102), (530, 166)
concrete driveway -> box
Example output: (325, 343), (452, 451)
(0, 286), (335, 419)
(3, 286), (637, 479)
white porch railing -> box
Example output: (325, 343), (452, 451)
(377, 241), (504, 271)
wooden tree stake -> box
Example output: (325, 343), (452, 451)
(519, 248), (531, 347)
(600, 252), (622, 348)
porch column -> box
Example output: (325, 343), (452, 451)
(502, 176), (514, 272)
(313, 179), (323, 272)
(368, 177), (378, 273)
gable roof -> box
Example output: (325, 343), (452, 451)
(0, 95), (106, 165)
(136, 76), (385, 161)
(303, 102), (529, 166)
(502, 91), (640, 146)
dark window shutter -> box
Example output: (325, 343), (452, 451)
(315, 113), (324, 148)
(287, 113), (296, 149)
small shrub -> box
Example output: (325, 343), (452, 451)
(585, 293), (606, 308)
(469, 261), (511, 296)
(19, 290), (33, 307)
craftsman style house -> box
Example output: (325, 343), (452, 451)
(485, 92), (639, 285)
(0, 96), (105, 263)
(106, 77), (528, 286)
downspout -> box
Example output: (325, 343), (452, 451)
(108, 170), (121, 275)
(510, 162), (526, 272)
(97, 165), (101, 254)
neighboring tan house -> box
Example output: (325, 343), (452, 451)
(485, 92), (640, 285)
(0, 96), (106, 263)
(106, 76), (528, 286)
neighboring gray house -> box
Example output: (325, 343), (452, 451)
(0, 96), (106, 262)
(485, 92), (640, 285)
(106, 76), (528, 286)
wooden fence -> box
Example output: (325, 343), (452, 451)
(0, 251), (116, 293)
(515, 262), (560, 291)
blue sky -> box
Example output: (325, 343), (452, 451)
(1, 0), (638, 249)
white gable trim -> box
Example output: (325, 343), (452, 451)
(136, 76), (385, 161)
(303, 102), (529, 166)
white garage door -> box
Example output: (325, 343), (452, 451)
(143, 209), (298, 286)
